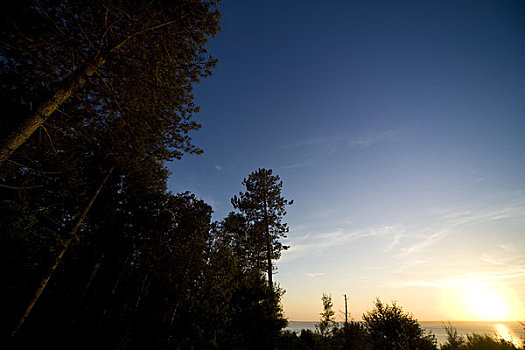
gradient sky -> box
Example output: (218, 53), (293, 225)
(167, 0), (525, 321)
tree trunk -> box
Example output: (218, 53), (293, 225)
(0, 56), (106, 164)
(0, 19), (181, 164)
(262, 183), (275, 350)
(10, 166), (114, 336)
(134, 272), (149, 310)
(101, 273), (121, 322)
(80, 251), (106, 304)
(263, 184), (273, 291)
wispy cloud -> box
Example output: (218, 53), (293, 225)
(390, 200), (525, 258)
(305, 272), (326, 278)
(383, 200), (525, 281)
(282, 225), (406, 263)
(479, 247), (525, 269)
(438, 201), (525, 227)
(348, 129), (401, 149)
(378, 226), (405, 252)
(282, 228), (365, 262)
(287, 137), (326, 148)
(283, 129), (402, 169)
(283, 157), (316, 169)
(392, 260), (429, 274)
(214, 165), (223, 171)
(292, 202), (524, 263)
(480, 254), (505, 266)
(397, 230), (448, 257)
(393, 269), (525, 289)
(282, 136), (338, 169)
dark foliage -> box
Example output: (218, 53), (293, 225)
(0, 0), (221, 162)
(277, 298), (437, 350)
(1, 1), (290, 349)
(276, 322), (370, 350)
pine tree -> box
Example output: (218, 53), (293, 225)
(317, 293), (336, 337)
(231, 168), (292, 289)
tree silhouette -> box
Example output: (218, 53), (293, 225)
(0, 0), (220, 163)
(317, 293), (336, 338)
(363, 298), (437, 350)
(231, 168), (293, 289)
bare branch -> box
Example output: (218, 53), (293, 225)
(33, 1), (66, 36)
(7, 159), (61, 175)
(94, 71), (136, 137)
(108, 19), (179, 53)
(64, 2), (96, 50)
(41, 125), (59, 156)
(0, 183), (43, 190)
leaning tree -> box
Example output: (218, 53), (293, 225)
(0, 0), (220, 163)
(1, 0), (221, 337)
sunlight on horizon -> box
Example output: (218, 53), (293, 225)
(441, 282), (523, 322)
(465, 289), (509, 321)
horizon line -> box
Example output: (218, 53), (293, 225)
(287, 320), (523, 323)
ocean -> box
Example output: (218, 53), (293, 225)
(286, 321), (525, 346)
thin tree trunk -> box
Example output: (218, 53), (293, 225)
(263, 184), (273, 290)
(101, 274), (121, 321)
(79, 251), (106, 304)
(262, 186), (275, 350)
(10, 166), (115, 336)
(134, 272), (149, 310)
(0, 56), (106, 163)
(100, 253), (131, 326)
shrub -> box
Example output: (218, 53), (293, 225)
(440, 324), (524, 350)
(363, 298), (437, 350)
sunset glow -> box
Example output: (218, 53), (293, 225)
(438, 281), (524, 322)
(172, 0), (525, 324)
(463, 288), (510, 321)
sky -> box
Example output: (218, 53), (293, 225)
(167, 0), (525, 321)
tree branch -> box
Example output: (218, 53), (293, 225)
(0, 183), (43, 190)
(64, 2), (96, 50)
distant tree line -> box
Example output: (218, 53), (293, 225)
(1, 1), (292, 349)
(277, 296), (524, 350)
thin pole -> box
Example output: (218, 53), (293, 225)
(344, 294), (348, 325)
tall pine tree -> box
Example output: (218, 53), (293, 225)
(231, 168), (292, 290)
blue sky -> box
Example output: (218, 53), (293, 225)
(167, 0), (525, 321)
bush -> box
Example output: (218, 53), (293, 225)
(440, 324), (524, 350)
(332, 321), (370, 350)
(441, 322), (465, 350)
(278, 298), (443, 350)
(463, 334), (520, 349)
(363, 298), (437, 350)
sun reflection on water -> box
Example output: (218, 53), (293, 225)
(494, 324), (522, 348)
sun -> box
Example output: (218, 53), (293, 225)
(441, 281), (524, 321)
(463, 288), (511, 321)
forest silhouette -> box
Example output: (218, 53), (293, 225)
(1, 1), (524, 349)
